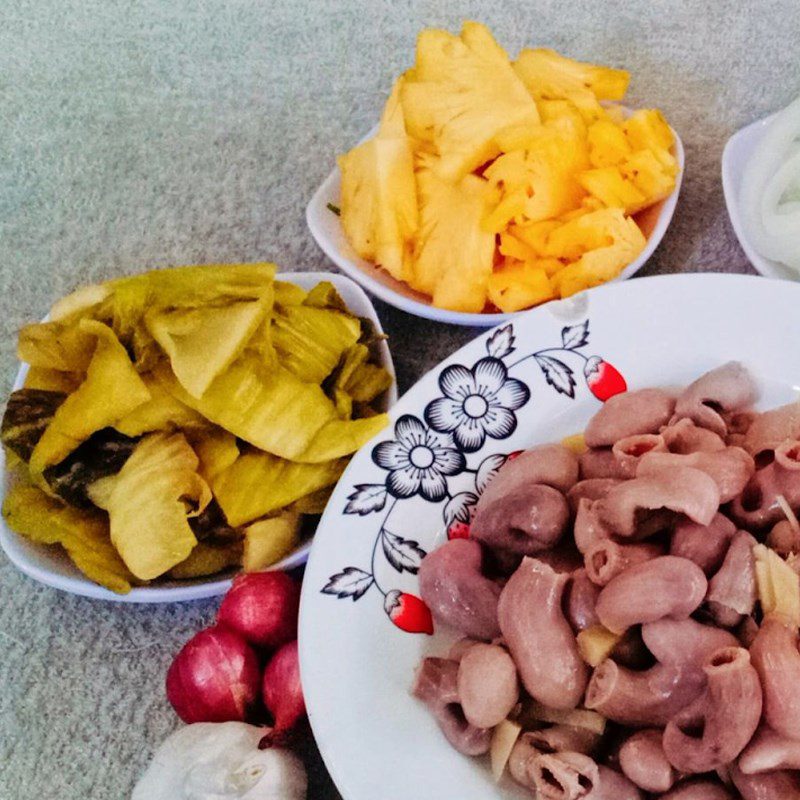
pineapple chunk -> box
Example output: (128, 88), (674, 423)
(338, 79), (418, 281)
(581, 142), (677, 215)
(546, 208), (646, 297)
(621, 149), (677, 209)
(545, 207), (622, 260)
(484, 127), (589, 230)
(561, 433), (587, 455)
(411, 162), (495, 312)
(578, 166), (648, 214)
(623, 109), (679, 180)
(519, 701), (607, 735)
(400, 22), (540, 180)
(560, 197), (605, 221)
(488, 263), (554, 313)
(537, 99), (589, 139)
(515, 48), (630, 121)
(587, 119), (632, 167)
(510, 220), (561, 257)
(623, 109), (675, 152)
(242, 512), (302, 572)
(499, 232), (536, 262)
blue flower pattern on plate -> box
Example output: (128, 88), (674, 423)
(424, 357), (530, 452)
(372, 415), (465, 502)
(321, 320), (628, 633)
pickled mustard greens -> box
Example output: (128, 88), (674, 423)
(211, 450), (347, 526)
(29, 320), (151, 476)
(1, 389), (65, 462)
(88, 432), (212, 581)
(1, 263), (392, 592)
(2, 484), (135, 593)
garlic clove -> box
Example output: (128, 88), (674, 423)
(133, 722), (307, 800)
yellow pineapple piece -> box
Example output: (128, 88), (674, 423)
(548, 208), (646, 297)
(587, 118), (632, 167)
(577, 625), (622, 666)
(578, 166), (647, 214)
(754, 543), (800, 627)
(338, 78), (418, 281)
(536, 257), (564, 277)
(499, 231), (536, 262)
(491, 720), (522, 782)
(536, 99), (588, 139)
(400, 22), (540, 180)
(545, 207), (618, 261)
(484, 126), (589, 231)
(623, 109), (679, 180)
(500, 231), (564, 276)
(496, 102), (586, 153)
(561, 433), (587, 455)
(621, 149), (677, 208)
(603, 104), (627, 125)
(488, 262), (555, 312)
(623, 109), (674, 152)
(510, 219), (561, 257)
(494, 119), (555, 154)
(515, 48), (630, 121)
(411, 160), (495, 312)
(558, 197), (606, 223)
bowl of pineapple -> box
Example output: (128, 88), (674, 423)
(307, 22), (683, 326)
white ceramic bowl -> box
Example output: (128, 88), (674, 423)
(722, 110), (794, 279)
(0, 271), (397, 603)
(306, 116), (684, 327)
(300, 272), (798, 800)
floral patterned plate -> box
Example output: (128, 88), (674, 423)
(299, 273), (800, 800)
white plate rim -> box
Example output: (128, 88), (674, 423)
(0, 271), (397, 603)
(299, 271), (797, 800)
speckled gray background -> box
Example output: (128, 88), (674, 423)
(1, 1), (798, 797)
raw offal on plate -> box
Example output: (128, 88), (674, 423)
(413, 361), (800, 798)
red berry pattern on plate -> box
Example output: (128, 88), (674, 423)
(384, 590), (434, 635)
(447, 521), (471, 540)
(584, 356), (628, 401)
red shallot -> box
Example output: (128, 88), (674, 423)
(166, 626), (261, 724)
(259, 640), (306, 747)
(217, 572), (301, 650)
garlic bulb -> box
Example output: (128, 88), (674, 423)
(132, 723), (307, 800)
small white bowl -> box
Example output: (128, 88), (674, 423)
(307, 117), (684, 327)
(0, 271), (397, 603)
(722, 110), (794, 279)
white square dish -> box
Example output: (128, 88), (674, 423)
(307, 117), (684, 327)
(0, 271), (397, 603)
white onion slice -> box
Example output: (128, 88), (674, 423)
(739, 96), (800, 271)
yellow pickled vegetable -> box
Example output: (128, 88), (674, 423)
(3, 263), (393, 592)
